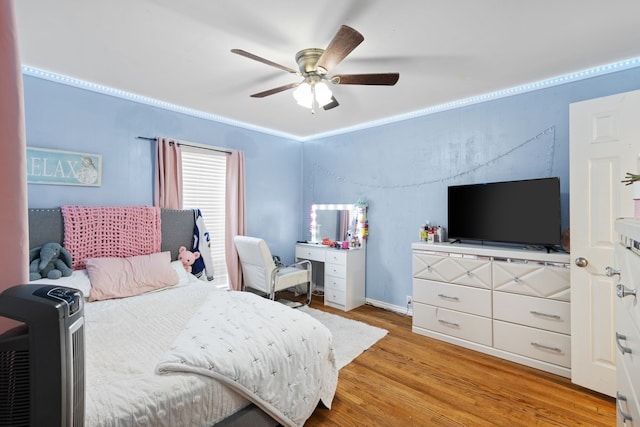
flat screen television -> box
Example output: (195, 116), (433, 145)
(447, 177), (561, 247)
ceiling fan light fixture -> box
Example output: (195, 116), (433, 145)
(293, 79), (333, 110)
(315, 81), (333, 107)
(293, 81), (313, 108)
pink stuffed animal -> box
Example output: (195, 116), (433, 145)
(177, 246), (200, 273)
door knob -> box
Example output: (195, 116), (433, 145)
(575, 257), (588, 267)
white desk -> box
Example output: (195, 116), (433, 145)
(295, 243), (366, 311)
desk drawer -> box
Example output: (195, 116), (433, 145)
(326, 250), (347, 265)
(413, 303), (492, 346)
(295, 245), (325, 262)
(494, 320), (571, 368)
(325, 275), (346, 293)
(326, 288), (346, 306)
(325, 262), (347, 279)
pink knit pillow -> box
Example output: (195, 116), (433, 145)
(61, 206), (162, 270)
(85, 252), (179, 302)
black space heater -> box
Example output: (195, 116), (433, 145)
(0, 285), (85, 427)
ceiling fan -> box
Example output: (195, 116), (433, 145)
(231, 25), (399, 113)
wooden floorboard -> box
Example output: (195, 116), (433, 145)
(284, 292), (615, 426)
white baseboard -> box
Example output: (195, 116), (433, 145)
(365, 297), (412, 316)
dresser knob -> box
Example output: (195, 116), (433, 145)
(616, 283), (638, 299)
(615, 332), (632, 355)
(605, 266), (620, 277)
(616, 392), (633, 422)
(531, 342), (561, 353)
(530, 310), (561, 320)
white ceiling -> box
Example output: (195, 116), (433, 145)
(14, 0), (640, 140)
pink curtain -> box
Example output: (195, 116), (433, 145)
(154, 137), (183, 209)
(225, 150), (246, 290)
(0, 0), (29, 329)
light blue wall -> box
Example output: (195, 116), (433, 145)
(23, 76), (303, 261)
(302, 67), (640, 307)
(23, 67), (640, 308)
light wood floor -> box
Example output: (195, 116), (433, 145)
(285, 292), (615, 427)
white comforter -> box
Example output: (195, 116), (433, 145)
(156, 290), (338, 427)
(84, 281), (337, 426)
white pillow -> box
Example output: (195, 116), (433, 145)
(29, 269), (92, 299)
(170, 261), (199, 287)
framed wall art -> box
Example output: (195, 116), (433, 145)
(26, 147), (102, 186)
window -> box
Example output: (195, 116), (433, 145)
(181, 146), (228, 286)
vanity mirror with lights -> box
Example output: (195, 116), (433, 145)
(295, 203), (367, 311)
(309, 204), (359, 244)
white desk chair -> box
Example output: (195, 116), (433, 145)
(234, 236), (313, 305)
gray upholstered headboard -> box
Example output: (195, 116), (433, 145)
(28, 208), (195, 261)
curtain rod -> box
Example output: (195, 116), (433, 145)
(136, 136), (231, 155)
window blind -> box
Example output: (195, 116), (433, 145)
(180, 146), (228, 285)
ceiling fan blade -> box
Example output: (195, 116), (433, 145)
(316, 25), (364, 73)
(323, 96), (340, 111)
(231, 49), (299, 74)
(332, 73), (399, 85)
(250, 82), (300, 98)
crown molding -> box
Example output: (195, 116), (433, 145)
(22, 57), (640, 142)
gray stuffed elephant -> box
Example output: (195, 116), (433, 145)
(29, 242), (73, 280)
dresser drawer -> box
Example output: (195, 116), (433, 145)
(325, 275), (346, 293)
(325, 250), (347, 265)
(412, 252), (491, 289)
(493, 261), (570, 301)
(494, 291), (570, 334)
(494, 320), (571, 368)
(617, 360), (640, 427)
(413, 303), (492, 346)
(325, 288), (346, 306)
(617, 298), (640, 391)
(295, 245), (325, 262)
(617, 244), (640, 330)
(413, 278), (491, 317)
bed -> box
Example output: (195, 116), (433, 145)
(27, 207), (338, 427)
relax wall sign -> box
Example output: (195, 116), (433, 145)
(27, 147), (102, 186)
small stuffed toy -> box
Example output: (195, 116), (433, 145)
(177, 246), (200, 273)
(29, 242), (73, 281)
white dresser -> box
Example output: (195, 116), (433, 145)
(614, 219), (640, 426)
(412, 242), (571, 377)
(295, 243), (366, 311)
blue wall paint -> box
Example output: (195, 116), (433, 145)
(23, 76), (303, 262)
(23, 67), (640, 308)
(302, 67), (640, 307)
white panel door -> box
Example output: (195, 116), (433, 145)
(570, 89), (640, 396)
